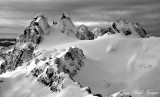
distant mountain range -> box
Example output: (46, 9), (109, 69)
(0, 38), (16, 47)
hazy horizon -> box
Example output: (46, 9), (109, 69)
(0, 0), (160, 37)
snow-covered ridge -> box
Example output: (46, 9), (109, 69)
(0, 11), (99, 96)
(0, 12), (160, 97)
(0, 46), (99, 97)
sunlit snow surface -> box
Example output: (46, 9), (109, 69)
(1, 24), (160, 97)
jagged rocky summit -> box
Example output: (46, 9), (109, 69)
(0, 13), (51, 74)
(18, 13), (50, 44)
(59, 12), (149, 40)
(59, 12), (94, 40)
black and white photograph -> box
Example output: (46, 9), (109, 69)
(0, 0), (160, 97)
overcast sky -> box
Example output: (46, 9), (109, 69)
(0, 0), (160, 36)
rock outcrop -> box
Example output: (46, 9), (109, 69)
(37, 65), (65, 92)
(76, 24), (94, 40)
(55, 46), (85, 77)
(30, 46), (85, 92)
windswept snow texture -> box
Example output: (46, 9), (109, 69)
(0, 13), (160, 97)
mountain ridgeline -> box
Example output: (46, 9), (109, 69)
(59, 12), (149, 39)
(0, 12), (150, 97)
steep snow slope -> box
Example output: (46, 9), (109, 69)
(0, 64), (95, 97)
(0, 46), (96, 97)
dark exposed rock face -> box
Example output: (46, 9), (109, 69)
(0, 42), (35, 74)
(93, 94), (102, 97)
(56, 46), (85, 77)
(76, 24), (94, 40)
(31, 58), (65, 92)
(0, 13), (50, 74)
(37, 66), (65, 92)
(85, 87), (92, 93)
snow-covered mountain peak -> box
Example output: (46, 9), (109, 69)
(31, 13), (50, 35)
(0, 13), (51, 75)
(17, 13), (51, 45)
(112, 18), (148, 38)
(77, 24), (94, 40)
(59, 12), (78, 38)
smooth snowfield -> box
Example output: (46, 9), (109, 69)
(1, 25), (160, 97)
